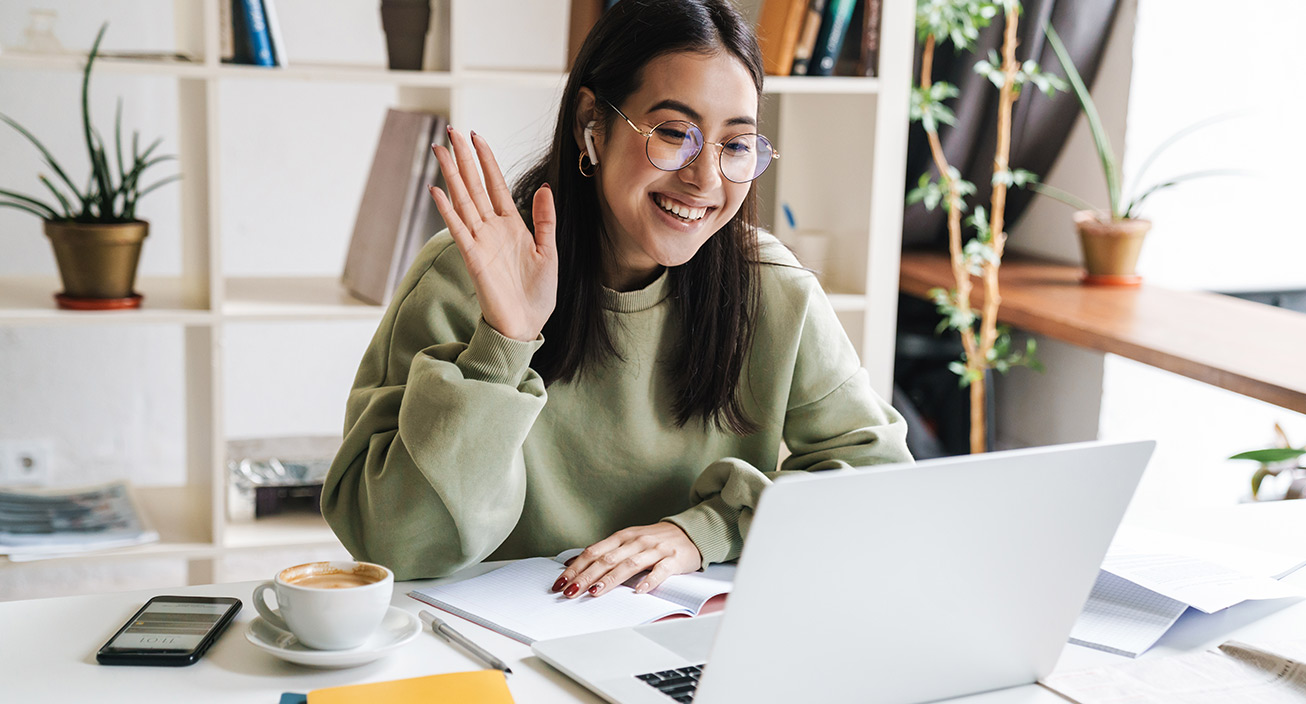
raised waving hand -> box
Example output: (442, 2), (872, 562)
(428, 128), (558, 342)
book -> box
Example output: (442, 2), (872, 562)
(238, 0), (275, 67)
(396, 114), (449, 281)
(789, 0), (828, 75)
(756, 0), (809, 76)
(219, 0), (235, 62)
(806, 0), (858, 77)
(568, 0), (604, 69)
(856, 0), (882, 77)
(226, 0), (252, 65)
(409, 552), (735, 645)
(0, 481), (159, 560)
(307, 670), (514, 704)
(262, 0), (287, 68)
(342, 108), (447, 306)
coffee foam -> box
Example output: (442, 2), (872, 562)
(279, 561), (388, 589)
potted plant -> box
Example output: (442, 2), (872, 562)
(1229, 424), (1306, 501)
(0, 24), (179, 310)
(1034, 25), (1235, 286)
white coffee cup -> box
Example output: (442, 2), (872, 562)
(252, 561), (393, 650)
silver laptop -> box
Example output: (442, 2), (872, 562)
(532, 440), (1154, 704)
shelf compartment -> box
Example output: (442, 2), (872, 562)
(215, 62), (457, 87)
(763, 76), (881, 95)
(0, 277), (212, 325)
(223, 513), (338, 550)
(222, 276), (383, 321)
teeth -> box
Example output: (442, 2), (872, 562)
(655, 195), (707, 221)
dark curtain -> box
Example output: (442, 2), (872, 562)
(901, 0), (1123, 249)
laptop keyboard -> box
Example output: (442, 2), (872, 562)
(636, 665), (704, 702)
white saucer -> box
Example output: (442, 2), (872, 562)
(245, 606), (421, 668)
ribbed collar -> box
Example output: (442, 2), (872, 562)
(600, 268), (671, 312)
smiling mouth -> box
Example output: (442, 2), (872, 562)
(653, 194), (711, 222)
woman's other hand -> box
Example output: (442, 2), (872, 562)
(552, 522), (703, 598)
(428, 128), (558, 342)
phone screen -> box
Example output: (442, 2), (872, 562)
(105, 599), (236, 652)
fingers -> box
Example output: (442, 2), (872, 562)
(430, 134), (483, 229)
(447, 128), (496, 220)
(565, 541), (654, 598)
(532, 184), (557, 252)
(553, 523), (700, 599)
(470, 132), (516, 217)
(428, 184), (473, 252)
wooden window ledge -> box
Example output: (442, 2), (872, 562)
(898, 250), (1306, 414)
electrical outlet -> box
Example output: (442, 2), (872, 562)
(0, 439), (53, 486)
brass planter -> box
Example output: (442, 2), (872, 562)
(1073, 210), (1150, 286)
(44, 220), (148, 303)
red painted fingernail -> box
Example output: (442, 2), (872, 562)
(552, 577), (567, 592)
(447, 125), (454, 134)
(470, 130), (477, 139)
(564, 584), (580, 598)
(542, 182), (551, 190)
(588, 583), (602, 595)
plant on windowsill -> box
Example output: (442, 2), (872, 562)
(1229, 424), (1306, 501)
(906, 0), (1062, 453)
(1031, 24), (1238, 287)
(0, 23), (180, 310)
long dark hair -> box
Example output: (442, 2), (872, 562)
(512, 0), (764, 435)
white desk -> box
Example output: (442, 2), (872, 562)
(4, 501), (1304, 702)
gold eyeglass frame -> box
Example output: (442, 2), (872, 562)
(602, 98), (778, 183)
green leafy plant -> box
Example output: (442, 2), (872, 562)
(906, 0), (1059, 453)
(1229, 424), (1306, 500)
(0, 24), (179, 224)
(1032, 24), (1237, 222)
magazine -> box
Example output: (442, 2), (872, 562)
(0, 481), (159, 560)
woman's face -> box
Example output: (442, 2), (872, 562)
(585, 51), (758, 291)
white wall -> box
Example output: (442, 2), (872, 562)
(1003, 0), (1306, 516)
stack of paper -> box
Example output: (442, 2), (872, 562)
(1069, 527), (1306, 657)
(0, 481), (158, 560)
(1044, 638), (1306, 703)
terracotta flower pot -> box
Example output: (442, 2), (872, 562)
(44, 219), (148, 309)
(1073, 210), (1151, 286)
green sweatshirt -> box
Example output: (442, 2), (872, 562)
(322, 231), (911, 581)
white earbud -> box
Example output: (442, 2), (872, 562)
(583, 121), (599, 165)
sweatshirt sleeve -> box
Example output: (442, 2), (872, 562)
(664, 246), (912, 569)
(321, 236), (547, 581)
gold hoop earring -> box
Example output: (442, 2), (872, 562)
(578, 152), (596, 178)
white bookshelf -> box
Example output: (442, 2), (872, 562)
(0, 0), (912, 584)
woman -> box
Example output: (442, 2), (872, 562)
(322, 0), (911, 597)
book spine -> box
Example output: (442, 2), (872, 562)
(262, 0), (287, 67)
(808, 0), (857, 77)
(856, 0), (882, 77)
(757, 0), (808, 76)
(227, 0), (252, 64)
(790, 0), (828, 76)
(219, 0), (234, 62)
(240, 0), (275, 67)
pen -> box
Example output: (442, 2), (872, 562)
(419, 610), (513, 675)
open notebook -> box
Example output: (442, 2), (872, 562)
(408, 552), (734, 644)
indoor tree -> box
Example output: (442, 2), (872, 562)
(906, 0), (1063, 453)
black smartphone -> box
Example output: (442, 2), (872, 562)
(96, 595), (242, 666)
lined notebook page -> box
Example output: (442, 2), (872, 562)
(1068, 570), (1188, 658)
(410, 558), (714, 644)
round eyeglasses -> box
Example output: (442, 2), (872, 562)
(603, 99), (778, 183)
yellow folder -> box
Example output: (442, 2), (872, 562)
(307, 669), (513, 703)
